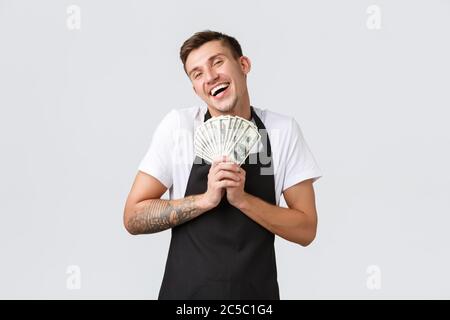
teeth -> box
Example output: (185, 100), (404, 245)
(210, 83), (229, 96)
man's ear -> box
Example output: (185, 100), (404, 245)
(192, 85), (197, 94)
(239, 56), (251, 75)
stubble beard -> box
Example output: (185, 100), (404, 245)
(212, 95), (239, 114)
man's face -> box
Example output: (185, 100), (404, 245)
(185, 40), (251, 114)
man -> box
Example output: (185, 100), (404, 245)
(123, 30), (322, 300)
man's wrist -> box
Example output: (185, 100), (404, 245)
(235, 192), (252, 211)
(196, 193), (214, 212)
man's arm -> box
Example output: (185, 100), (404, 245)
(123, 172), (210, 234)
(226, 166), (318, 246)
(123, 161), (241, 235)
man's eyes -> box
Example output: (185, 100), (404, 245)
(191, 60), (223, 79)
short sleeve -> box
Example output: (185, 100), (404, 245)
(282, 118), (323, 191)
(138, 110), (178, 188)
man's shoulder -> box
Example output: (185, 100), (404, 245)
(254, 107), (295, 130)
(158, 106), (204, 131)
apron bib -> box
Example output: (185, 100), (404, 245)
(159, 106), (279, 300)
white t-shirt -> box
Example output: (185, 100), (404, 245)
(138, 106), (322, 205)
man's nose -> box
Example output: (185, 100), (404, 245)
(205, 68), (219, 84)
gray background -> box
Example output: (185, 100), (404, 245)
(1, 0), (449, 299)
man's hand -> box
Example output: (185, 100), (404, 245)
(224, 163), (247, 208)
(201, 157), (242, 210)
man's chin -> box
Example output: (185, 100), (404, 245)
(213, 105), (234, 113)
(209, 99), (237, 114)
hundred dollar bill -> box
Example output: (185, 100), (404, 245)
(228, 125), (261, 165)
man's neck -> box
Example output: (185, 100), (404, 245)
(207, 104), (251, 121)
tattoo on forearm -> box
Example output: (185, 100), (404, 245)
(127, 196), (200, 234)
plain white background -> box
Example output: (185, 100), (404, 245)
(0, 0), (449, 299)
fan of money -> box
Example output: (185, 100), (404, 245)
(194, 115), (261, 165)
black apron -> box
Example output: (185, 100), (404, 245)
(158, 106), (279, 300)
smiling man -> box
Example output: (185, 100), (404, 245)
(123, 30), (323, 300)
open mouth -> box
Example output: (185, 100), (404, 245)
(209, 82), (230, 98)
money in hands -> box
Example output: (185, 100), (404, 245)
(194, 115), (261, 165)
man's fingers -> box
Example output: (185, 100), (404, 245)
(210, 161), (240, 176)
(216, 162), (241, 172)
(216, 170), (241, 182)
(217, 180), (240, 188)
(211, 157), (221, 168)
